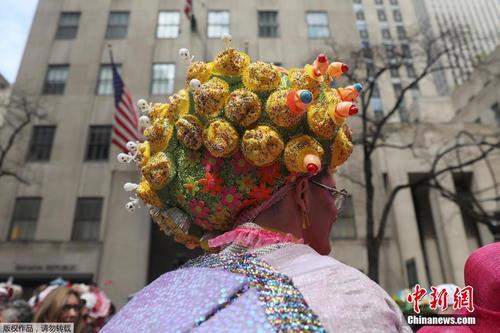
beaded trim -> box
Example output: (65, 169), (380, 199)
(184, 252), (326, 332)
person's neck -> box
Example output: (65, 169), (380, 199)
(252, 196), (304, 241)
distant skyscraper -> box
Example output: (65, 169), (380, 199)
(413, 0), (500, 91)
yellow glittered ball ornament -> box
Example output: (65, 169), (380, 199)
(143, 119), (173, 152)
(136, 179), (164, 208)
(284, 135), (324, 173)
(175, 115), (204, 150)
(242, 62), (281, 92)
(225, 89), (262, 127)
(141, 152), (176, 190)
(213, 48), (250, 76)
(166, 89), (189, 123)
(203, 120), (239, 158)
(186, 61), (213, 85)
(266, 89), (304, 128)
(241, 125), (284, 167)
(194, 78), (229, 118)
(307, 90), (342, 139)
(330, 127), (353, 170)
(289, 68), (322, 99)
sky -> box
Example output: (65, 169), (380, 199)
(0, 0), (39, 83)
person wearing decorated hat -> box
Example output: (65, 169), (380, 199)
(103, 34), (410, 332)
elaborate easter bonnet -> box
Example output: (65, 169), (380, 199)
(119, 34), (360, 250)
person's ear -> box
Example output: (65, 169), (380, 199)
(293, 177), (311, 228)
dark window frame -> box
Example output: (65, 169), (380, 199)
(8, 197), (42, 241)
(258, 10), (279, 38)
(42, 65), (69, 95)
(85, 125), (112, 161)
(105, 11), (130, 39)
(377, 9), (387, 21)
(26, 125), (56, 162)
(71, 197), (103, 241)
(55, 12), (81, 40)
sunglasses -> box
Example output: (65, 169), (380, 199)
(62, 303), (83, 312)
(309, 179), (350, 213)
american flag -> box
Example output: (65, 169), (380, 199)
(110, 61), (141, 153)
(184, 0), (192, 19)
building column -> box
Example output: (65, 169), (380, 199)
(431, 174), (469, 286)
(98, 170), (151, 307)
(389, 172), (429, 287)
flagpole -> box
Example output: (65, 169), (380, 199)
(107, 44), (115, 65)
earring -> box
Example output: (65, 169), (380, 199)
(301, 209), (310, 229)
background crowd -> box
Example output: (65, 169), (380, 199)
(0, 278), (115, 333)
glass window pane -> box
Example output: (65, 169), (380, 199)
(207, 10), (230, 38)
(9, 198), (41, 241)
(43, 65), (69, 95)
(27, 126), (56, 162)
(56, 12), (80, 39)
(258, 11), (278, 38)
(151, 64), (175, 95)
(157, 11), (180, 38)
(106, 12), (129, 39)
(85, 126), (112, 160)
(72, 198), (103, 241)
(307, 12), (329, 38)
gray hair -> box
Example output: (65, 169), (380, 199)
(2, 300), (33, 322)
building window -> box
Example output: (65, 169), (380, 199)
(490, 102), (500, 125)
(396, 25), (406, 39)
(207, 10), (229, 38)
(384, 43), (395, 58)
(353, 0), (362, 3)
(258, 11), (279, 38)
(355, 10), (365, 21)
(55, 12), (81, 39)
(306, 12), (330, 39)
(331, 196), (356, 239)
(42, 65), (69, 95)
(26, 126), (56, 162)
(406, 63), (416, 78)
(372, 97), (384, 120)
(9, 198), (41, 241)
(393, 9), (402, 22)
(72, 198), (103, 241)
(377, 9), (387, 21)
(96, 64), (121, 95)
(390, 0), (399, 4)
(157, 11), (180, 38)
(359, 29), (369, 39)
(390, 67), (400, 78)
(401, 43), (412, 58)
(381, 28), (391, 39)
(151, 64), (175, 95)
(85, 125), (112, 161)
(375, 0), (384, 4)
(106, 12), (129, 39)
(406, 258), (418, 287)
(393, 82), (402, 96)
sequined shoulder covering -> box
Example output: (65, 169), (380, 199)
(184, 252), (326, 332)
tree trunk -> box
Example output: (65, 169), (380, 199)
(364, 145), (379, 282)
